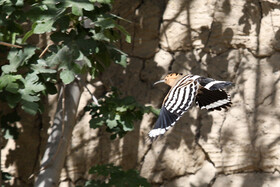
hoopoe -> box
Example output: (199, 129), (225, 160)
(149, 73), (233, 140)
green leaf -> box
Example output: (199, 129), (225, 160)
(65, 0), (94, 11)
(93, 0), (113, 4)
(31, 59), (56, 74)
(72, 4), (83, 16)
(60, 69), (75, 85)
(26, 4), (66, 34)
(108, 46), (128, 67)
(87, 164), (150, 187)
(118, 54), (127, 67)
(2, 47), (36, 73)
(106, 119), (118, 129)
(149, 107), (160, 116)
(116, 106), (127, 112)
(34, 19), (55, 34)
(76, 37), (98, 55)
(121, 120), (134, 132)
(89, 117), (104, 128)
(48, 45), (73, 68)
(6, 93), (21, 108)
(17, 73), (45, 114)
(21, 100), (39, 115)
(24, 73), (45, 93)
(115, 24), (131, 43)
(94, 16), (116, 29)
(109, 13), (132, 23)
(0, 74), (22, 93)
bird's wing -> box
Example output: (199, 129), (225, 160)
(195, 87), (231, 111)
(195, 77), (232, 110)
(197, 77), (233, 90)
(149, 80), (199, 139)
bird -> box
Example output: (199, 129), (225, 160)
(149, 73), (233, 140)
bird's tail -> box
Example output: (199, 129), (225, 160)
(148, 107), (180, 140)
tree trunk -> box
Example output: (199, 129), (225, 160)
(35, 75), (85, 187)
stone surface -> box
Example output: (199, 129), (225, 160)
(140, 110), (206, 183)
(2, 0), (280, 186)
(198, 49), (280, 174)
(212, 172), (280, 187)
(164, 161), (216, 187)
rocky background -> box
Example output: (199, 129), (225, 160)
(2, 0), (280, 186)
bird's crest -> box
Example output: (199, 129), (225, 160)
(161, 73), (184, 87)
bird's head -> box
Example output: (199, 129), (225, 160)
(154, 73), (183, 87)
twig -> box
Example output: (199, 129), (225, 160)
(75, 75), (100, 106)
(84, 83), (100, 106)
(39, 44), (51, 58)
(0, 41), (22, 48)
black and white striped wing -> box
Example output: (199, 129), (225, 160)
(197, 77), (233, 90)
(148, 80), (198, 139)
(196, 77), (233, 110)
(195, 88), (231, 111)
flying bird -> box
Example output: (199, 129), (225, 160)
(149, 73), (233, 140)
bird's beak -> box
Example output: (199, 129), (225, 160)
(153, 79), (165, 87)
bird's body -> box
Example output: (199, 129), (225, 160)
(149, 73), (233, 139)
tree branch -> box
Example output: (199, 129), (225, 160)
(34, 74), (86, 186)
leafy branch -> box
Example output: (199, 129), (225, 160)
(0, 0), (154, 186)
(83, 164), (150, 187)
(85, 88), (159, 139)
(0, 0), (131, 115)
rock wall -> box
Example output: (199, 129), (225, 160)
(62, 0), (280, 186)
(2, 0), (280, 186)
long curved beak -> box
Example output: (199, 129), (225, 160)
(153, 79), (165, 87)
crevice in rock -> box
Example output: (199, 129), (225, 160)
(31, 114), (44, 178)
(160, 172), (196, 186)
(138, 139), (153, 172)
(162, 19), (189, 27)
(256, 0), (263, 55)
(167, 52), (176, 72)
(59, 177), (75, 186)
(218, 114), (227, 153)
(258, 0), (263, 28)
(74, 177), (86, 184)
(128, 53), (158, 60)
(247, 47), (274, 58)
(195, 112), (215, 168)
(134, 0), (144, 11)
(196, 138), (215, 168)
(203, 0), (218, 50)
(139, 59), (146, 83)
(232, 49), (243, 82)
(208, 173), (217, 187)
(273, 168), (280, 174)
(131, 0), (145, 53)
(162, 29), (171, 51)
(255, 92), (274, 107)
